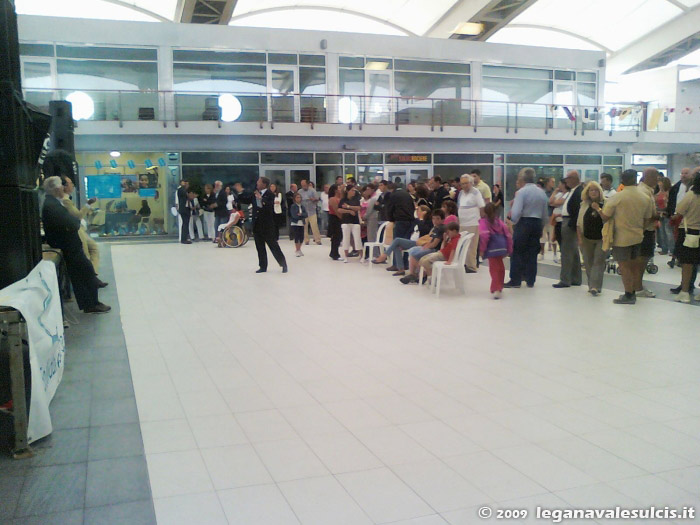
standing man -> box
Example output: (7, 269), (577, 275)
(429, 176), (449, 210)
(387, 183), (415, 240)
(242, 177), (288, 274)
(212, 180), (229, 242)
(176, 179), (191, 244)
(285, 183), (298, 240)
(456, 174), (485, 273)
(553, 170), (584, 288)
(320, 184), (330, 234)
(600, 173), (617, 199)
(667, 167), (693, 276)
(596, 169), (654, 304)
(200, 184), (216, 240)
(471, 169), (492, 204)
(635, 168), (660, 298)
(504, 168), (549, 288)
(376, 180), (390, 223)
(299, 179), (322, 245)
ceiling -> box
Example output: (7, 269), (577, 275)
(14, 0), (700, 73)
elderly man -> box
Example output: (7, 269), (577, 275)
(553, 170), (584, 288)
(504, 168), (549, 288)
(596, 169), (654, 304)
(635, 168), (660, 298)
(42, 176), (110, 313)
(456, 174), (485, 272)
(299, 179), (322, 245)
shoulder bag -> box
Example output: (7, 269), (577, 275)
(683, 218), (700, 248)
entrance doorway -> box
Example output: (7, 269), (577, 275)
(385, 166), (433, 188)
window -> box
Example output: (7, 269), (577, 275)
(316, 153), (343, 164)
(20, 43), (54, 57)
(394, 59), (469, 74)
(506, 154), (563, 164)
(260, 152), (313, 164)
(181, 152), (259, 164)
(173, 50), (265, 64)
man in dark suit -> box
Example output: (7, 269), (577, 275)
(42, 176), (110, 313)
(242, 177), (288, 273)
(212, 180), (229, 242)
(176, 179), (191, 244)
(553, 170), (584, 288)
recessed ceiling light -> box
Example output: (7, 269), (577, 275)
(366, 61), (389, 71)
(452, 22), (484, 36)
(110, 151), (121, 157)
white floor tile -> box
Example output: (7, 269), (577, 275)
(201, 444), (272, 490)
(146, 449), (214, 498)
(154, 492), (227, 525)
(304, 432), (384, 474)
(220, 385), (275, 413)
(354, 426), (435, 466)
(398, 421), (482, 458)
(186, 413), (249, 449)
(178, 389), (231, 419)
(337, 468), (435, 524)
(217, 484), (300, 525)
(253, 438), (329, 482)
(141, 419), (197, 454)
(236, 409), (300, 443)
(323, 399), (391, 432)
(280, 404), (347, 439)
(278, 475), (372, 525)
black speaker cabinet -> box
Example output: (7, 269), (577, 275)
(0, 187), (42, 290)
(0, 0), (21, 91)
(49, 101), (75, 156)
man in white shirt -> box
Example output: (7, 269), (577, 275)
(320, 184), (330, 234)
(457, 174), (485, 272)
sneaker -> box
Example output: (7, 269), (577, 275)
(343, 258), (349, 264)
(295, 251), (302, 257)
(613, 294), (636, 305)
(676, 292), (691, 304)
(553, 256), (560, 264)
(337, 257), (346, 262)
(493, 291), (502, 300)
(538, 254), (544, 261)
(300, 251), (304, 257)
(84, 302), (111, 314)
(636, 289), (656, 298)
(400, 274), (418, 285)
(349, 250), (360, 257)
(590, 289), (599, 296)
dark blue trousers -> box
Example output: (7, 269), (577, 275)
(509, 218), (543, 286)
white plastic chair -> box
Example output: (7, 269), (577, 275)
(363, 221), (390, 268)
(418, 231), (471, 289)
(429, 232), (474, 297)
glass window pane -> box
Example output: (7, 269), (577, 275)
(366, 58), (392, 70)
(565, 155), (601, 165)
(394, 59), (469, 74)
(339, 56), (364, 68)
(23, 61), (52, 89)
(483, 76), (552, 103)
(507, 154), (563, 164)
(58, 59), (158, 90)
(261, 152), (313, 164)
(339, 69), (364, 95)
(603, 155), (623, 165)
(300, 67), (326, 123)
(394, 72), (470, 98)
(20, 43), (54, 57)
(435, 165), (494, 186)
(344, 153), (355, 164)
(505, 165), (563, 202)
(173, 63), (266, 92)
(357, 165), (385, 185)
(578, 71), (596, 82)
(56, 45), (156, 61)
(356, 153), (383, 164)
(181, 165), (259, 192)
(555, 70), (575, 80)
(434, 154), (493, 164)
(316, 165), (343, 188)
(173, 50), (266, 64)
(483, 65), (552, 79)
(577, 82), (597, 105)
(174, 94), (265, 122)
(316, 153), (342, 164)
(394, 71), (471, 126)
(181, 152), (259, 164)
(299, 54), (325, 66)
(268, 53), (297, 65)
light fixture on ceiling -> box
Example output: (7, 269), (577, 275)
(66, 91), (94, 120)
(338, 97), (359, 124)
(365, 61), (389, 71)
(218, 94), (242, 122)
(452, 22), (484, 36)
(110, 151), (121, 158)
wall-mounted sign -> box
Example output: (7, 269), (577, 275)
(385, 154), (431, 164)
(632, 154), (667, 165)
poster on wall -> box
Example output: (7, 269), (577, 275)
(121, 175), (138, 193)
(87, 175), (122, 199)
(138, 169), (158, 197)
(0, 262), (65, 444)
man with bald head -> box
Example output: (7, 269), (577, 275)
(553, 170), (584, 288)
(635, 168), (661, 298)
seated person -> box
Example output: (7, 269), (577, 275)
(400, 209), (446, 284)
(371, 205), (432, 275)
(442, 200), (458, 225)
(217, 207), (243, 246)
(418, 222), (461, 280)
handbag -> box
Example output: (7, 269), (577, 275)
(416, 234), (431, 246)
(683, 218), (700, 248)
(484, 222), (508, 258)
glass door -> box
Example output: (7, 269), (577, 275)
(385, 166), (432, 188)
(554, 80), (576, 129)
(565, 165), (601, 183)
(262, 166), (314, 193)
(20, 57), (55, 111)
(365, 70), (393, 124)
(268, 67), (299, 122)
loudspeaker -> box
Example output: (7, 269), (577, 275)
(49, 101), (75, 156)
(0, 0), (21, 90)
(0, 187), (42, 289)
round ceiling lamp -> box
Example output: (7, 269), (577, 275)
(218, 94), (242, 122)
(66, 91), (95, 120)
(338, 97), (359, 124)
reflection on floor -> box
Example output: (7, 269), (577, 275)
(110, 240), (699, 524)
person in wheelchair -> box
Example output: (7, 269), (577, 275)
(217, 207), (243, 247)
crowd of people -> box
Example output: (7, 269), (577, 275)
(169, 164), (700, 303)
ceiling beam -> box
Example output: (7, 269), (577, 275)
(179, 0), (237, 24)
(607, 5), (700, 76)
(452, 0), (539, 41)
(423, 0), (493, 38)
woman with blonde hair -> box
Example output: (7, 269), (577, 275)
(577, 181), (606, 296)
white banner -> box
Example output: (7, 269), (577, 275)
(0, 261), (65, 444)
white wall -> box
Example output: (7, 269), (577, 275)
(675, 78), (700, 133)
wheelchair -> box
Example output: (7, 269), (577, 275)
(220, 224), (249, 248)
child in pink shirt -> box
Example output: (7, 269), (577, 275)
(478, 203), (513, 299)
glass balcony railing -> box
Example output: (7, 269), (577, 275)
(22, 88), (647, 133)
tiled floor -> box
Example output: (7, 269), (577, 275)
(0, 247), (157, 525)
(103, 239), (699, 525)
